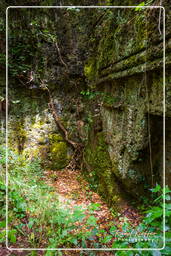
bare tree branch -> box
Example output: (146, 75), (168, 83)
(55, 42), (68, 70)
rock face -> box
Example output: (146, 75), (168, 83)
(83, 1), (171, 204)
(0, 0), (170, 207)
(1, 6), (90, 169)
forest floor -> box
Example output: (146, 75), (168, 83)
(1, 167), (142, 256)
(44, 169), (141, 223)
(43, 169), (141, 239)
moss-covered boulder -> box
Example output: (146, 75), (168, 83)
(49, 134), (69, 170)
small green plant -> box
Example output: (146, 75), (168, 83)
(80, 90), (101, 100)
(135, 0), (154, 11)
(111, 184), (171, 254)
(135, 2), (145, 11)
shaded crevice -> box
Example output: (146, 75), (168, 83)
(130, 114), (163, 188)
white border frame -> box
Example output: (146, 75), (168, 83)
(6, 5), (165, 251)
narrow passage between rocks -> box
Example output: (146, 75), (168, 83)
(43, 168), (141, 238)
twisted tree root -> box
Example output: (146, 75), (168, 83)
(44, 86), (83, 170)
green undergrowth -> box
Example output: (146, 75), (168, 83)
(113, 184), (171, 256)
(0, 145), (170, 254)
(0, 145), (107, 249)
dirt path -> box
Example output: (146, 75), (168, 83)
(43, 169), (141, 230)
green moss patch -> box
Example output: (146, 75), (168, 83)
(49, 133), (69, 170)
(84, 132), (122, 208)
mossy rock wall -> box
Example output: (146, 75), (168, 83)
(99, 71), (165, 195)
(84, 2), (171, 201)
(2, 6), (89, 169)
(6, 86), (70, 170)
